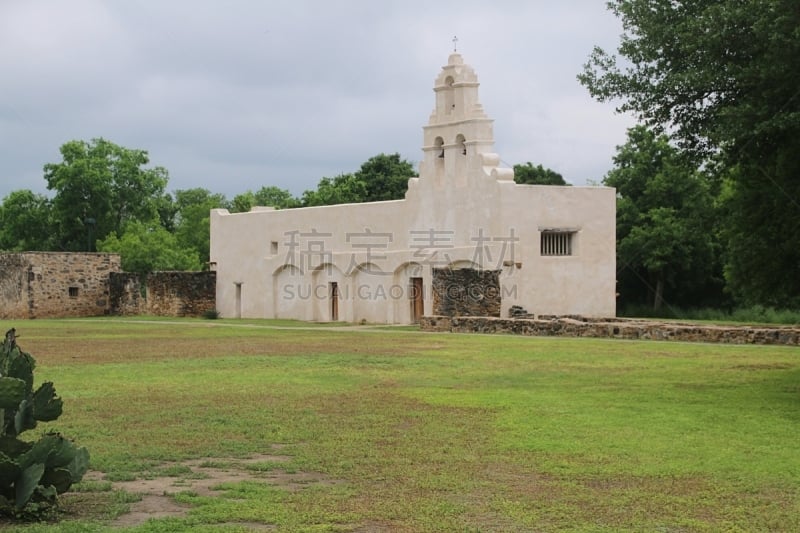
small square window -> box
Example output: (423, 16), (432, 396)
(541, 231), (574, 256)
(68, 287), (79, 298)
(270, 241), (278, 255)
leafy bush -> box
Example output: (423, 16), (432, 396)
(0, 329), (89, 519)
(620, 304), (800, 325)
(202, 308), (221, 320)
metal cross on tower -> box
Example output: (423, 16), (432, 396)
(452, 35), (458, 52)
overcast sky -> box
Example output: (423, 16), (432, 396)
(0, 1), (635, 201)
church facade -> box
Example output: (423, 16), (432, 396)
(210, 53), (616, 323)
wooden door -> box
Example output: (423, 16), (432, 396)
(410, 277), (423, 323)
(330, 282), (339, 321)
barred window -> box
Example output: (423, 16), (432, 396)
(540, 231), (574, 256)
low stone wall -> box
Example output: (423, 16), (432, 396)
(109, 271), (216, 317)
(146, 271), (216, 317)
(108, 272), (143, 316)
(1, 252), (215, 319)
(0, 252), (119, 319)
(432, 268), (501, 317)
(0, 254), (29, 319)
(420, 315), (800, 346)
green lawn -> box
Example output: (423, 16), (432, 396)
(1, 318), (798, 532)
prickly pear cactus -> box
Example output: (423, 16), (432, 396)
(0, 328), (89, 518)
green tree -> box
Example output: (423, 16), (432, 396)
(154, 192), (179, 233)
(721, 156), (800, 307)
(0, 191), (54, 251)
(230, 192), (256, 214)
(605, 126), (721, 312)
(579, 0), (800, 307)
(301, 174), (367, 207)
(354, 153), (415, 201)
(43, 139), (168, 251)
(513, 162), (569, 185)
(173, 188), (228, 266)
(253, 186), (299, 209)
(300, 153), (415, 207)
(231, 186), (298, 213)
(97, 221), (202, 275)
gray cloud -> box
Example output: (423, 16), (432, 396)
(0, 0), (634, 201)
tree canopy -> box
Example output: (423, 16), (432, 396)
(300, 173), (368, 207)
(513, 163), (569, 186)
(0, 190), (53, 251)
(579, 0), (800, 161)
(231, 186), (299, 212)
(98, 221), (202, 275)
(172, 188), (229, 266)
(605, 126), (721, 311)
(354, 153), (415, 201)
(580, 0), (800, 308)
(43, 138), (168, 251)
(300, 153), (414, 206)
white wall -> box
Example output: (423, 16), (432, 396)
(209, 53), (616, 323)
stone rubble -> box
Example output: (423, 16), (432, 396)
(420, 315), (800, 346)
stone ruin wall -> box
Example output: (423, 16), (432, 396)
(108, 272), (143, 316)
(0, 254), (29, 319)
(145, 271), (216, 317)
(1, 253), (216, 319)
(420, 315), (800, 346)
(421, 268), (800, 345)
(432, 268), (501, 317)
(109, 271), (216, 318)
(0, 252), (119, 319)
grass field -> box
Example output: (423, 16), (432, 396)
(0, 318), (798, 532)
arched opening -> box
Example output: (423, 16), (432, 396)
(444, 76), (454, 114)
(351, 262), (388, 323)
(312, 263), (344, 322)
(435, 136), (444, 160)
(393, 262), (425, 324)
(234, 282), (242, 319)
(454, 134), (467, 180)
(456, 134), (467, 156)
(272, 264), (306, 320)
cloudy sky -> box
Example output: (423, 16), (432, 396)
(0, 1), (635, 201)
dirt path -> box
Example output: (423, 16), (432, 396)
(84, 451), (341, 528)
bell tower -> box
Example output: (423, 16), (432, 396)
(420, 53), (499, 184)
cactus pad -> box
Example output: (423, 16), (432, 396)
(0, 329), (89, 518)
(0, 378), (26, 410)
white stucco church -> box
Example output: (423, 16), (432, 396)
(210, 53), (616, 323)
